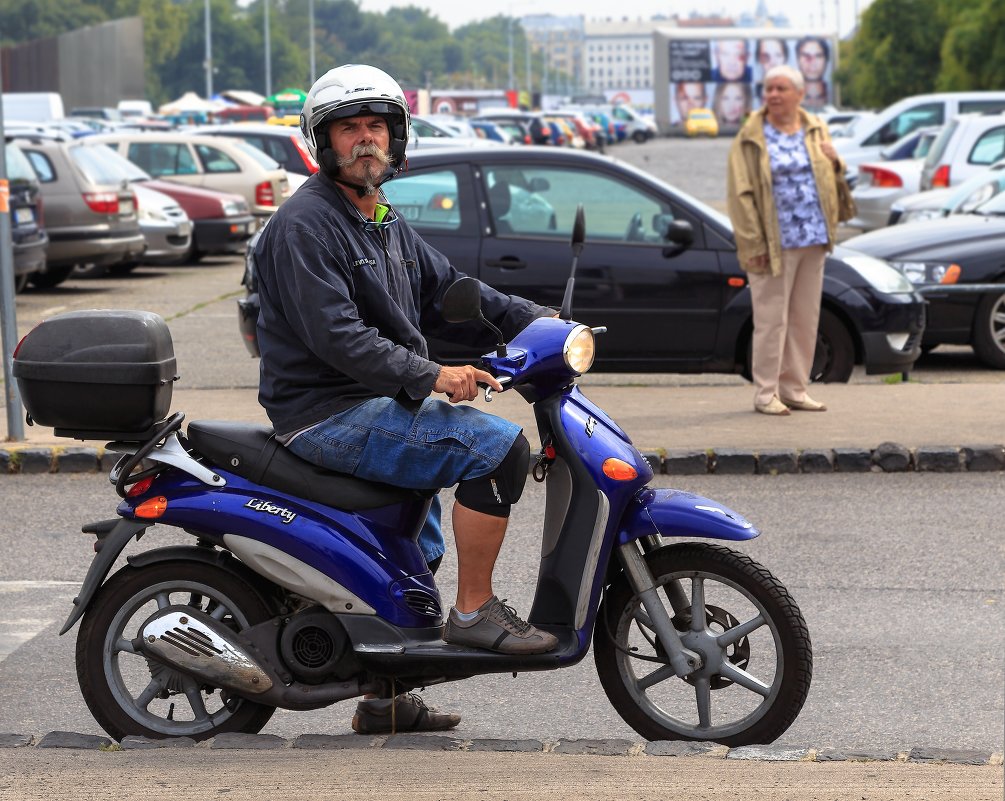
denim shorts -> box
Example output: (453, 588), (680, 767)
(286, 397), (522, 563)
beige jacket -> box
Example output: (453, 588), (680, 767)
(726, 107), (844, 277)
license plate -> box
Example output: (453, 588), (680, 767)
(120, 199), (134, 216)
(397, 205), (421, 221)
(14, 207), (33, 225)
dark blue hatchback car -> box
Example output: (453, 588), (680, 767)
(4, 140), (48, 292)
(239, 145), (926, 381)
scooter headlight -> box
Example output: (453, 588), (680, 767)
(564, 325), (595, 374)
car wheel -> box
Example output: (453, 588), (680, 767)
(972, 289), (1005, 369)
(107, 262), (139, 276)
(14, 272), (30, 293)
(742, 308), (855, 384)
(29, 265), (74, 288)
(632, 130), (648, 144)
(811, 308), (855, 382)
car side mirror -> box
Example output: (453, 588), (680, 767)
(661, 219), (695, 258)
(528, 176), (550, 193)
(441, 277), (482, 323)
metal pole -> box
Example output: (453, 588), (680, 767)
(264, 0), (272, 98)
(0, 57), (26, 441)
(508, 18), (514, 92)
(309, 0), (316, 83)
(204, 0), (213, 98)
(525, 29), (532, 103)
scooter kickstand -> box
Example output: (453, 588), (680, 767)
(617, 541), (702, 677)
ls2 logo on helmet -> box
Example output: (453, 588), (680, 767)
(348, 86), (376, 94)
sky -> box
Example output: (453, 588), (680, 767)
(356, 0), (874, 37)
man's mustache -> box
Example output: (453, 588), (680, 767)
(337, 143), (391, 168)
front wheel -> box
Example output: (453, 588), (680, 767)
(594, 542), (812, 746)
(972, 289), (1005, 369)
(76, 560), (277, 741)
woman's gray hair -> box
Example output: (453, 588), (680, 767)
(764, 65), (804, 92)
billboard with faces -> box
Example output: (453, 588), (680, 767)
(668, 35), (834, 134)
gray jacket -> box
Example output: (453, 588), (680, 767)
(255, 171), (548, 436)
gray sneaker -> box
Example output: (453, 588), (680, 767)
(443, 596), (558, 654)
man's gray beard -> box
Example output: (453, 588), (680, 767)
(337, 144), (390, 194)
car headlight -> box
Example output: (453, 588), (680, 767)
(138, 206), (168, 222)
(222, 199), (249, 217)
(563, 325), (595, 374)
(898, 208), (941, 224)
(841, 254), (915, 294)
(888, 261), (961, 285)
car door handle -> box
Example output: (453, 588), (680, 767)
(484, 257), (527, 270)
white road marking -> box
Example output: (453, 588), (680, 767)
(0, 581), (79, 661)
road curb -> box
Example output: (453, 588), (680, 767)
(2, 443), (1003, 476)
(1, 732), (1001, 765)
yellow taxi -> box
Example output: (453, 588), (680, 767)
(685, 108), (719, 138)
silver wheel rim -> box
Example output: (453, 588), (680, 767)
(988, 293), (1005, 356)
(613, 569), (784, 740)
(101, 579), (256, 737)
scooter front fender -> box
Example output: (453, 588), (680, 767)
(617, 487), (760, 546)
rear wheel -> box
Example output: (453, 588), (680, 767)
(29, 264), (74, 288)
(595, 543), (812, 746)
(742, 307), (855, 383)
(972, 289), (1005, 369)
(76, 560), (276, 741)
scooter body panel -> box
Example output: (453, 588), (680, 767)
(617, 487), (760, 545)
(118, 469), (441, 627)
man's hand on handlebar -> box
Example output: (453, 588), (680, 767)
(434, 365), (503, 404)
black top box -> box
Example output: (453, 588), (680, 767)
(13, 309), (178, 441)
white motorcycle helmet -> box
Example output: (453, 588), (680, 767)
(300, 64), (410, 183)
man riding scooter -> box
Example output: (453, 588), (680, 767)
(253, 63), (558, 734)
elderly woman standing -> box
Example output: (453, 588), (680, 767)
(727, 64), (844, 416)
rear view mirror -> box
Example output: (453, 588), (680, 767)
(661, 219), (695, 259)
(441, 277), (482, 323)
(528, 177), (550, 193)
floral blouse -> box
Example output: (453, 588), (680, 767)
(764, 122), (828, 250)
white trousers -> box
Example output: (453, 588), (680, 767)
(748, 245), (827, 407)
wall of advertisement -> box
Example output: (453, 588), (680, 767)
(654, 29), (837, 136)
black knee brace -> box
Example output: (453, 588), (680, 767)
(454, 433), (530, 518)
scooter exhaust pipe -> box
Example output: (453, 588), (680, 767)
(138, 605), (371, 711)
(140, 606), (274, 695)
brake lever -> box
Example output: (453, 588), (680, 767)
(482, 375), (512, 402)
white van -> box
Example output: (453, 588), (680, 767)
(835, 92), (1005, 182)
(117, 99), (155, 119)
(2, 92), (65, 122)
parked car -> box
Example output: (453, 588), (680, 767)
(547, 110), (603, 150)
(98, 147), (256, 263)
(3, 139), (48, 292)
(684, 108), (719, 138)
(469, 119), (516, 144)
(835, 92), (1005, 185)
(90, 132), (292, 217)
(891, 159), (1005, 226)
(191, 123), (318, 176)
(238, 145), (925, 380)
(847, 126), (942, 230)
(473, 111), (552, 146)
(844, 197), (1005, 368)
(919, 112), (1005, 191)
(14, 136), (145, 287)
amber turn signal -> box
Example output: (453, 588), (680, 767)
(727, 277), (746, 288)
(134, 496), (168, 519)
(940, 264), (961, 284)
(602, 458), (638, 481)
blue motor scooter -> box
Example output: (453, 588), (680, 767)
(39, 207), (811, 745)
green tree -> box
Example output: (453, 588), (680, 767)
(0, 0), (105, 44)
(938, 0), (1005, 90)
(838, 0), (945, 108)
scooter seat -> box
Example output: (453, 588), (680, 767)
(186, 420), (431, 510)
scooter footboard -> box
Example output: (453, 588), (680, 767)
(617, 487), (759, 545)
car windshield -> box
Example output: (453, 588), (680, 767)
(233, 140), (280, 170)
(4, 142), (37, 182)
(972, 187), (1005, 215)
(80, 143), (151, 182)
(71, 143), (147, 183)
